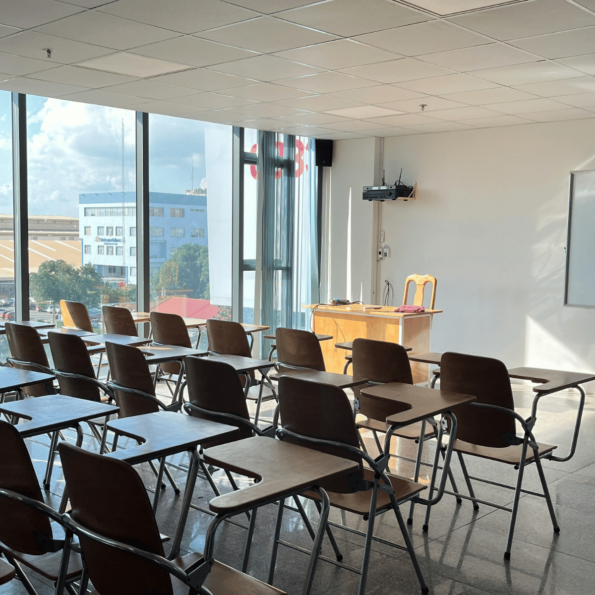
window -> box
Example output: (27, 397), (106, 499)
(150, 242), (166, 259)
(84, 226), (91, 235)
(83, 207), (136, 217)
(191, 228), (205, 238)
(131, 267), (137, 276)
(98, 246), (105, 255)
(149, 207), (163, 217)
(98, 226), (105, 235)
(170, 227), (184, 237)
(150, 227), (164, 237)
(130, 227), (136, 236)
(170, 208), (185, 218)
(116, 246), (123, 256)
(130, 247), (136, 257)
(106, 226), (113, 236)
(115, 226), (123, 236)
(106, 245), (114, 256)
(84, 245), (91, 254)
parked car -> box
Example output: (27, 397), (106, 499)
(87, 308), (101, 321)
(3, 311), (15, 321)
(6, 298), (14, 306)
(44, 305), (53, 313)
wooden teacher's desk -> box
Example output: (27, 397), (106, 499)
(304, 304), (442, 383)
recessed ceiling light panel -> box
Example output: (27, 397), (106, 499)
(391, 0), (533, 17)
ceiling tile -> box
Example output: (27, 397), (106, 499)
(277, 125), (338, 136)
(275, 94), (364, 111)
(484, 97), (569, 114)
(99, 0), (258, 34)
(130, 37), (257, 68)
(0, 76), (87, 96)
(520, 108), (595, 122)
(513, 77), (595, 97)
(77, 53), (191, 78)
(473, 62), (579, 85)
(133, 100), (200, 116)
(0, 32), (116, 64)
(397, 73), (497, 94)
(219, 82), (314, 101)
(35, 12), (180, 51)
(246, 118), (290, 130)
(426, 106), (500, 120)
(188, 110), (245, 124)
(419, 43), (538, 72)
(575, 0), (595, 10)
(559, 53), (595, 76)
(60, 89), (142, 108)
(103, 79), (198, 99)
(326, 105), (403, 119)
(380, 127), (423, 136)
(0, 25), (20, 39)
(196, 16), (336, 53)
(58, 0), (118, 6)
(380, 96), (466, 112)
(167, 92), (256, 108)
(280, 72), (377, 93)
(0, 0), (83, 29)
(443, 86), (537, 104)
(0, 52), (59, 76)
(229, 102), (305, 117)
(326, 119), (389, 131)
(365, 113), (442, 127)
(331, 85), (426, 104)
(208, 55), (321, 81)
(355, 20), (489, 57)
(224, 0), (321, 14)
(509, 26), (595, 59)
(275, 112), (350, 125)
(151, 69), (257, 91)
(449, 0), (595, 41)
(341, 58), (452, 84)
(459, 114), (533, 127)
(277, 0), (429, 36)
(315, 131), (368, 139)
(402, 121), (474, 133)
(555, 92), (595, 108)
(275, 40), (398, 71)
(29, 65), (137, 87)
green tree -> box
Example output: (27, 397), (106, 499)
(152, 244), (210, 299)
(30, 260), (104, 309)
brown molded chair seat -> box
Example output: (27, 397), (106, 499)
(246, 384), (275, 402)
(0, 559), (14, 585)
(356, 417), (434, 440)
(303, 468), (425, 516)
(0, 545), (83, 582)
(452, 439), (556, 465)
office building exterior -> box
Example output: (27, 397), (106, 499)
(79, 192), (208, 283)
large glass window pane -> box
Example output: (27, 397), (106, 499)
(149, 115), (232, 347)
(27, 96), (136, 331)
(0, 91), (13, 359)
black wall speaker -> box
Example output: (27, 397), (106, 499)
(315, 139), (333, 167)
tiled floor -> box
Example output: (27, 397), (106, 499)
(3, 380), (595, 595)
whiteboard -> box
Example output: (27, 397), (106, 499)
(565, 170), (595, 307)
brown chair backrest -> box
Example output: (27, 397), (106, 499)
(440, 352), (516, 448)
(206, 319), (251, 357)
(60, 300), (93, 333)
(105, 342), (157, 418)
(102, 306), (137, 336)
(0, 420), (53, 555)
(48, 333), (100, 402)
(59, 443), (172, 595)
(278, 376), (362, 493)
(352, 338), (413, 422)
(402, 274), (437, 310)
(276, 328), (326, 372)
(5, 323), (51, 397)
(150, 312), (191, 375)
(185, 356), (252, 447)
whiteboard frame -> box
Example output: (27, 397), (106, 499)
(564, 169), (595, 308)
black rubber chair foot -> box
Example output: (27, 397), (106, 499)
(336, 555), (344, 562)
(473, 505), (480, 511)
(554, 527), (560, 534)
(174, 489), (181, 495)
(422, 587), (429, 594)
(422, 524), (428, 533)
(456, 498), (462, 504)
(504, 552), (511, 561)
(43, 483), (50, 490)
(161, 484), (167, 490)
(407, 518), (413, 526)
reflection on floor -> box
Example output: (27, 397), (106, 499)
(3, 380), (595, 595)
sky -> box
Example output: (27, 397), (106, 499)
(0, 91), (230, 217)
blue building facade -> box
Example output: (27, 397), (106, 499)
(79, 191), (208, 283)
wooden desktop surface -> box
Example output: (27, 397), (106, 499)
(303, 304), (442, 318)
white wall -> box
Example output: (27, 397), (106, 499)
(323, 137), (379, 304)
(377, 119), (595, 376)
